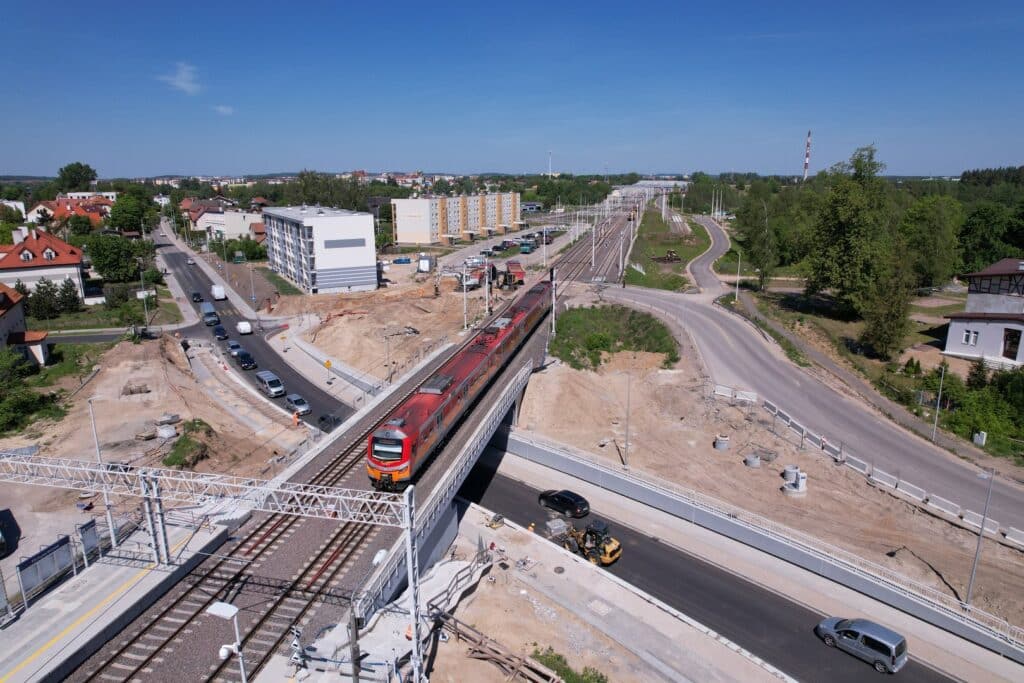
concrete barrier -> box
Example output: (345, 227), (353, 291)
(713, 384), (734, 399)
(777, 411), (791, 425)
(763, 401), (778, 415)
(927, 494), (961, 518)
(962, 510), (1000, 536)
(896, 481), (927, 502)
(870, 468), (899, 489)
(823, 442), (843, 461)
(844, 455), (871, 475)
(735, 390), (758, 404)
(1007, 527), (1024, 547)
(789, 421), (804, 437)
(805, 432), (821, 449)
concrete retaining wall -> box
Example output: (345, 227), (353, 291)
(896, 481), (927, 502)
(844, 456), (871, 475)
(503, 433), (1024, 664)
(870, 468), (899, 489)
(927, 495), (962, 518)
(962, 510), (1000, 536)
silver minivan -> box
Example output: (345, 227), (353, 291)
(815, 617), (908, 673)
(254, 370), (285, 398)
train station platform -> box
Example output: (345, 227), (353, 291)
(0, 515), (231, 683)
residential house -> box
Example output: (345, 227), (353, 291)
(221, 211), (263, 240)
(27, 196), (113, 227)
(945, 257), (1024, 368)
(0, 200), (26, 219)
(0, 283), (48, 364)
(249, 221), (266, 244)
(0, 227), (86, 298)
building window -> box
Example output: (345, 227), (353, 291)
(1004, 329), (1021, 360)
(963, 329), (971, 345)
(971, 331), (979, 346)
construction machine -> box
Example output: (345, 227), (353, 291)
(546, 518), (622, 566)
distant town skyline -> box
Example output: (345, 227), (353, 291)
(3, 1), (1022, 178)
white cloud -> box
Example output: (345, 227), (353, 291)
(158, 62), (201, 95)
(213, 105), (234, 116)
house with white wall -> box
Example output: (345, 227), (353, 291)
(0, 227), (86, 298)
(0, 282), (49, 364)
(945, 258), (1024, 368)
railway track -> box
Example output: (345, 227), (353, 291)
(75, 284), (545, 682)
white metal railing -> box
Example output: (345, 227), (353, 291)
(510, 431), (1024, 650)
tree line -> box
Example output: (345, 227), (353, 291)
(729, 149), (1024, 358)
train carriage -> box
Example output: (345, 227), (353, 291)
(367, 280), (552, 490)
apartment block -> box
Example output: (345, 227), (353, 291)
(391, 192), (521, 245)
(262, 206), (377, 294)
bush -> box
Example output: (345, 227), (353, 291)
(143, 267), (164, 286)
(103, 283), (133, 309)
(549, 305), (679, 370)
(27, 277), (60, 319)
(531, 647), (608, 683)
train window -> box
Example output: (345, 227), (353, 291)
(436, 413), (442, 428)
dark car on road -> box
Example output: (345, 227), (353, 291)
(191, 292), (203, 302)
(538, 490), (589, 518)
(235, 351), (256, 370)
(317, 414), (343, 433)
(213, 325), (228, 340)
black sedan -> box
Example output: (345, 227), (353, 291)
(191, 292), (203, 302)
(538, 489), (589, 518)
(212, 325), (228, 340)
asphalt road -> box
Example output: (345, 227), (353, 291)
(458, 458), (952, 683)
(603, 214), (1024, 530)
(153, 234), (353, 428)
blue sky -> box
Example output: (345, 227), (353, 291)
(3, 1), (1022, 177)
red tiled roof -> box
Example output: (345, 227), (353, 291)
(966, 258), (1024, 278)
(180, 197), (195, 210)
(250, 222), (265, 234)
(7, 330), (48, 344)
(251, 196), (269, 205)
(0, 229), (83, 270)
(0, 282), (25, 316)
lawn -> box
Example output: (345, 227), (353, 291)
(549, 304), (679, 370)
(257, 267), (303, 296)
(622, 209), (710, 291)
(28, 287), (182, 331)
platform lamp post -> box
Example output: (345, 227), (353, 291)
(87, 396), (118, 549)
(966, 468), (996, 607)
(208, 601), (248, 683)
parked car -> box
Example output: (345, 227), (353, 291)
(186, 257), (196, 265)
(317, 414), (343, 433)
(538, 490), (590, 518)
(227, 340), (242, 357)
(815, 618), (908, 673)
(212, 325), (228, 340)
(235, 351), (256, 370)
(285, 394), (311, 416)
(191, 292), (203, 302)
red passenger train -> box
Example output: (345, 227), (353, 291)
(367, 279), (553, 490)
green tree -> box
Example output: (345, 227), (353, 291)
(56, 162), (98, 192)
(0, 347), (48, 433)
(33, 207), (52, 226)
(967, 358), (989, 390)
(68, 214), (94, 236)
(27, 277), (60, 320)
(959, 202), (1013, 272)
(87, 235), (140, 282)
(900, 195), (964, 287)
(13, 279), (29, 296)
(859, 251), (915, 359)
(106, 194), (146, 232)
(57, 278), (82, 313)
(0, 205), (22, 223)
(805, 146), (893, 316)
(735, 185), (779, 289)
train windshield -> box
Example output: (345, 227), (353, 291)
(372, 438), (404, 462)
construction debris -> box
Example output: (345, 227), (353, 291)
(121, 382), (150, 396)
(435, 612), (563, 683)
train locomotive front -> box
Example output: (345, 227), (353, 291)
(367, 280), (552, 491)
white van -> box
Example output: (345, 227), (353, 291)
(254, 370), (285, 398)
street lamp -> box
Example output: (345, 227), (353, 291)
(87, 396), (118, 549)
(207, 601), (248, 683)
(966, 468), (996, 606)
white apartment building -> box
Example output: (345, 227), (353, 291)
(63, 191), (118, 202)
(262, 206), (377, 294)
(391, 192), (521, 245)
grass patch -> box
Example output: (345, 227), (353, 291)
(622, 210), (709, 291)
(27, 290), (181, 330)
(531, 647), (608, 683)
(550, 304), (679, 370)
(27, 342), (112, 388)
(714, 247), (805, 279)
(257, 267), (303, 296)
(162, 419), (214, 469)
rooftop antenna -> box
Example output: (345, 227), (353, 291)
(803, 130), (812, 182)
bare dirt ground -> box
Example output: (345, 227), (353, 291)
(427, 535), (646, 683)
(299, 277), (519, 381)
(516, 328), (1024, 627)
(0, 336), (305, 600)
(900, 343), (973, 378)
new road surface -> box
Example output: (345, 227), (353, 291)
(604, 214), (1024, 530)
(458, 456), (952, 683)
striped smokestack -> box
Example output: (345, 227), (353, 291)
(803, 130), (812, 181)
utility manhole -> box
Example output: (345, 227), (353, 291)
(553, 566), (565, 574)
